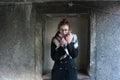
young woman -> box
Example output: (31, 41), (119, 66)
(51, 19), (79, 80)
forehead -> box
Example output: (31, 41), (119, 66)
(60, 25), (69, 29)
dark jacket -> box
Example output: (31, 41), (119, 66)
(51, 34), (79, 80)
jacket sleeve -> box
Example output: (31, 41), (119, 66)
(67, 35), (79, 58)
(51, 41), (66, 61)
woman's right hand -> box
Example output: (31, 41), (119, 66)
(60, 38), (67, 47)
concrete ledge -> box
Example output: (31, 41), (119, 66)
(42, 72), (90, 80)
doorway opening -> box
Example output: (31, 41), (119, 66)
(42, 14), (90, 80)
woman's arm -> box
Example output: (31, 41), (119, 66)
(51, 41), (66, 61)
(67, 34), (79, 58)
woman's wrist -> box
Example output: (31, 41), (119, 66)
(67, 41), (71, 44)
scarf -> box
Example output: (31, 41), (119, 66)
(53, 31), (78, 60)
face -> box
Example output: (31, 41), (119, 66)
(59, 24), (69, 37)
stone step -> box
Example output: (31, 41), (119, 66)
(42, 72), (90, 80)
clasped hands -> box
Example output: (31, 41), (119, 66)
(60, 32), (73, 47)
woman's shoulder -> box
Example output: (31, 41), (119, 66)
(72, 33), (78, 39)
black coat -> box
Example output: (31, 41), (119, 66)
(51, 34), (79, 80)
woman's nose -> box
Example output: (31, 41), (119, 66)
(62, 31), (66, 34)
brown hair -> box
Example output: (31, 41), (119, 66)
(58, 18), (70, 30)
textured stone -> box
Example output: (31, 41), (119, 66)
(0, 0), (119, 2)
(0, 4), (42, 80)
(91, 4), (120, 80)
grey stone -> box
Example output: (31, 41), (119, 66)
(0, 4), (42, 80)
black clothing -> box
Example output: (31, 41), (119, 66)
(51, 33), (79, 80)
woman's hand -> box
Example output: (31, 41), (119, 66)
(65, 32), (73, 44)
(60, 38), (67, 47)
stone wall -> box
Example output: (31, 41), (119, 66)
(96, 5), (120, 80)
(0, 4), (42, 80)
(90, 3), (120, 80)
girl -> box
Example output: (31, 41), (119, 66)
(51, 19), (79, 80)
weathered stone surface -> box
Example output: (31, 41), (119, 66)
(0, 0), (119, 3)
(92, 4), (120, 80)
(0, 4), (42, 80)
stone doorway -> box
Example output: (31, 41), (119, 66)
(35, 2), (91, 80)
(42, 14), (90, 80)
